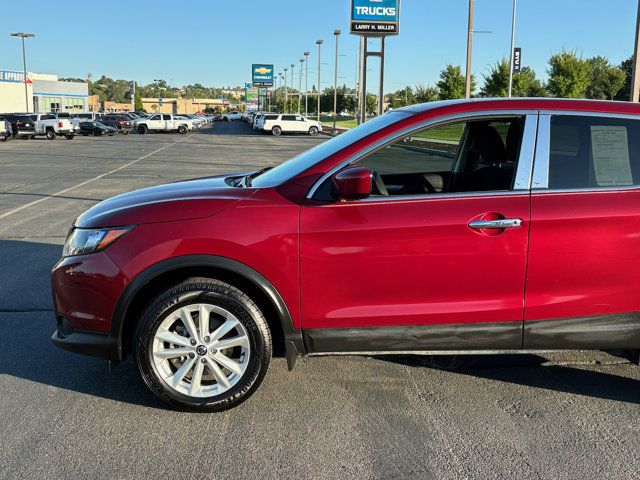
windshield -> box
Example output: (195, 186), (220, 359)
(250, 111), (411, 188)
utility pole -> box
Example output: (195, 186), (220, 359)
(632, 0), (640, 102)
(298, 58), (304, 114)
(316, 39), (323, 122)
(304, 51), (310, 116)
(508, 0), (517, 97)
(465, 0), (474, 99)
(283, 68), (288, 113)
(333, 30), (341, 131)
(290, 64), (295, 113)
(10, 32), (35, 113)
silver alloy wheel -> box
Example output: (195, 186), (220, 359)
(152, 303), (251, 398)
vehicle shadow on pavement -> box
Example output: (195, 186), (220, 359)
(0, 239), (164, 408)
(377, 354), (640, 404)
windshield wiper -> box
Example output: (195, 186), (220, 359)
(244, 167), (272, 187)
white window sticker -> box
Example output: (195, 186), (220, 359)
(590, 126), (633, 186)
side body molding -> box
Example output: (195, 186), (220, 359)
(109, 255), (304, 368)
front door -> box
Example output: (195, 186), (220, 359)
(300, 113), (537, 353)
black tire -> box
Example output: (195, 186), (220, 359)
(137, 124), (148, 134)
(272, 126), (282, 136)
(46, 129), (55, 140)
(309, 126), (319, 136)
(0, 137), (6, 142)
(178, 125), (187, 134)
(135, 277), (272, 412)
(65, 135), (74, 140)
(223, 117), (229, 122)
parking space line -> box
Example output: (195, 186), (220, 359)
(0, 134), (193, 220)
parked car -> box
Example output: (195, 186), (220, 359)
(78, 121), (117, 136)
(0, 114), (35, 139)
(51, 98), (640, 412)
(136, 113), (190, 134)
(222, 111), (242, 122)
(261, 113), (322, 136)
(0, 120), (12, 141)
(100, 115), (133, 134)
(30, 113), (75, 140)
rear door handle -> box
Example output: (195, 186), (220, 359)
(468, 219), (522, 230)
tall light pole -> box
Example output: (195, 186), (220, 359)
(298, 58), (304, 114)
(465, 0), (474, 99)
(507, 0), (517, 97)
(290, 64), (295, 114)
(332, 30), (341, 132)
(283, 68), (288, 113)
(10, 32), (35, 113)
(304, 51), (310, 116)
(316, 39), (323, 122)
(632, 1), (640, 101)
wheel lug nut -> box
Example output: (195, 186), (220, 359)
(189, 353), (195, 358)
(204, 336), (210, 343)
(201, 358), (207, 364)
(190, 339), (197, 345)
(210, 349), (217, 355)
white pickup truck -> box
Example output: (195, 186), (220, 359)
(31, 113), (75, 140)
(135, 114), (189, 134)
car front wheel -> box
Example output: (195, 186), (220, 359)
(135, 277), (272, 412)
(309, 126), (319, 136)
(138, 125), (148, 134)
(272, 126), (282, 136)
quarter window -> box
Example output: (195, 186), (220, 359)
(549, 116), (640, 189)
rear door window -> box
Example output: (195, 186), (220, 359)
(548, 116), (640, 189)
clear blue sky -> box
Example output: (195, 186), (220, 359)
(1, 0), (637, 94)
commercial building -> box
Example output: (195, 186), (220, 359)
(141, 97), (231, 114)
(0, 68), (88, 113)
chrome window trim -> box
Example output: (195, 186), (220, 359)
(533, 110), (640, 193)
(307, 109), (538, 201)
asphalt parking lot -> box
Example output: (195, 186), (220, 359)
(1, 122), (640, 480)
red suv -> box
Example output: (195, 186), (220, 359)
(52, 99), (640, 411)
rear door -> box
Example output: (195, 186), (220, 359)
(281, 114), (297, 132)
(300, 112), (538, 352)
(524, 113), (640, 348)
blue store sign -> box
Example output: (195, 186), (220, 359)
(0, 70), (31, 83)
(351, 0), (400, 35)
(252, 65), (274, 88)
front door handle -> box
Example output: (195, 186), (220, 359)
(468, 218), (522, 230)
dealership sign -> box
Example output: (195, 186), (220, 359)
(0, 70), (32, 83)
(351, 0), (400, 35)
(252, 64), (274, 87)
(513, 48), (522, 73)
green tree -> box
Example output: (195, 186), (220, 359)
(437, 64), (474, 100)
(481, 59), (546, 97)
(586, 56), (625, 100)
(387, 86), (415, 108)
(134, 83), (143, 111)
(547, 51), (591, 98)
(414, 84), (439, 103)
(615, 57), (633, 101)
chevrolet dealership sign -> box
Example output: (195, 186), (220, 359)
(252, 64), (274, 87)
(351, 0), (400, 35)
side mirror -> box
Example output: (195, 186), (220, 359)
(332, 166), (372, 201)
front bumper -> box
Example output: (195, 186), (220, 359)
(51, 251), (128, 360)
(51, 316), (109, 358)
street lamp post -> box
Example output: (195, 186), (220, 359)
(298, 58), (304, 114)
(283, 68), (288, 113)
(290, 64), (295, 113)
(332, 30), (341, 132)
(465, 0), (474, 99)
(304, 51), (310, 116)
(316, 39), (323, 122)
(10, 32), (35, 113)
(507, 0), (517, 97)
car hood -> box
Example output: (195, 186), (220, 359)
(76, 174), (251, 228)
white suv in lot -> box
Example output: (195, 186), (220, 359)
(261, 114), (322, 136)
(222, 111), (242, 122)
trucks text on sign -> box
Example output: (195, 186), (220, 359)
(351, 0), (400, 35)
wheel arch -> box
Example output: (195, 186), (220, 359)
(109, 254), (303, 367)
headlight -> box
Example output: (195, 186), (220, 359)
(63, 226), (133, 257)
